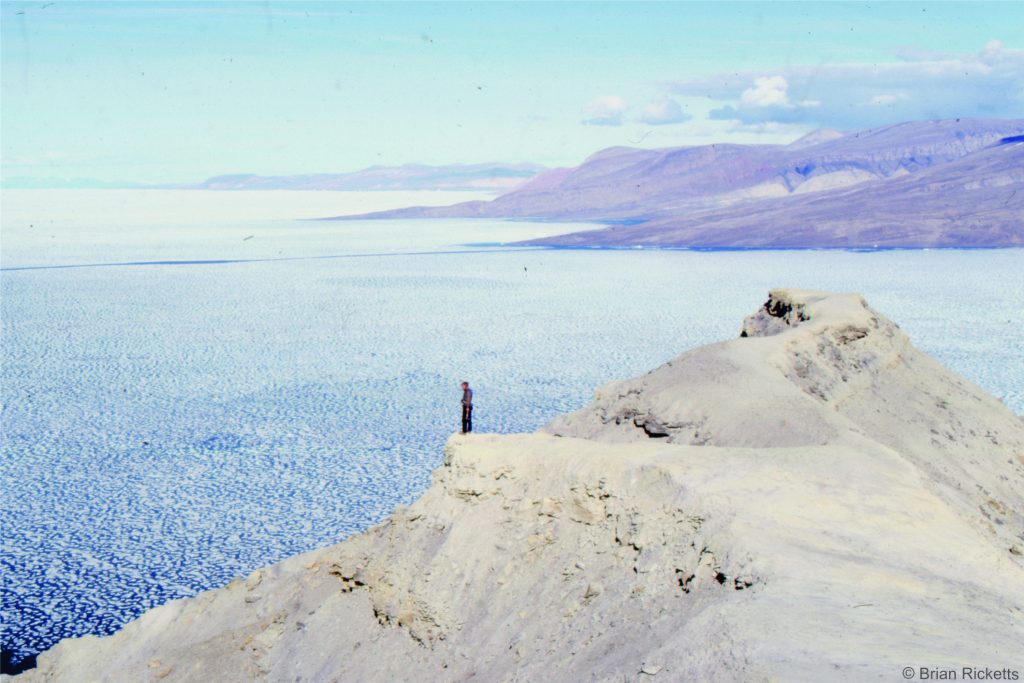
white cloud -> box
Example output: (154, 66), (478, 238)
(980, 39), (1005, 61)
(736, 76), (827, 111)
(637, 98), (691, 125)
(868, 93), (910, 106)
(724, 120), (813, 137)
(581, 95), (629, 126)
(740, 76), (791, 107)
(668, 41), (1024, 128)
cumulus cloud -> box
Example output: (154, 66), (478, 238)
(638, 97), (692, 125)
(736, 76), (821, 111)
(868, 93), (910, 107)
(740, 76), (790, 107)
(581, 95), (630, 126)
(671, 41), (1024, 129)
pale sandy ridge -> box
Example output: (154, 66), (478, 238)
(10, 290), (1024, 682)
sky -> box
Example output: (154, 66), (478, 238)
(2, 1), (1023, 184)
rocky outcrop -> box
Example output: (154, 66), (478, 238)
(546, 289), (1024, 557)
(12, 290), (1024, 682)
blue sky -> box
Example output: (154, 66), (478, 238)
(2, 1), (1022, 183)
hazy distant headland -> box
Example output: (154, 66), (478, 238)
(183, 163), (547, 192)
(325, 118), (1024, 249)
(1, 163), (546, 193)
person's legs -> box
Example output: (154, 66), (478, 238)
(461, 406), (470, 433)
(467, 406), (472, 432)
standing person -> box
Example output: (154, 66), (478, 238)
(460, 381), (473, 434)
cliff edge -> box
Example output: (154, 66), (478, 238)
(11, 290), (1024, 682)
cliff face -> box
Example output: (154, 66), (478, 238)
(14, 291), (1024, 682)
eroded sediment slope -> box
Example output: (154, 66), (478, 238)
(546, 289), (1024, 557)
(13, 290), (1024, 682)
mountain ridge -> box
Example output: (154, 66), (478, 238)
(1, 163), (547, 193)
(185, 162), (546, 192)
(322, 118), (1024, 248)
(527, 138), (1024, 248)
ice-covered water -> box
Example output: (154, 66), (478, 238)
(2, 190), (1022, 670)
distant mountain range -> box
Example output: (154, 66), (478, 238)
(329, 118), (1024, 248)
(2, 163), (547, 192)
(184, 163), (547, 192)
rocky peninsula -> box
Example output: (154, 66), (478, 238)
(11, 290), (1024, 682)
